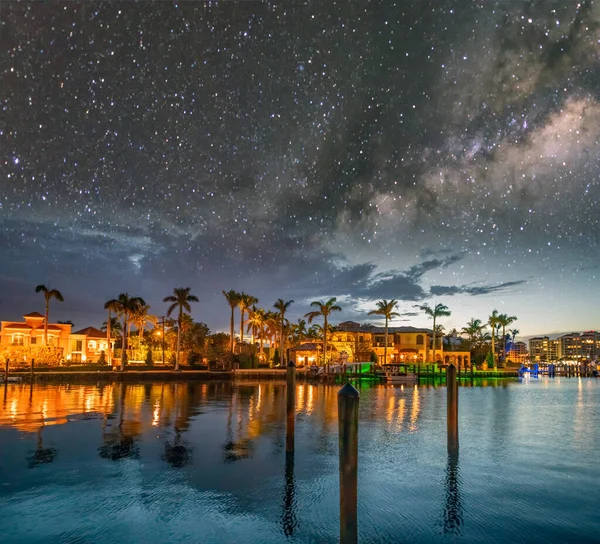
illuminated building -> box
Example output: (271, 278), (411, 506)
(0, 313), (114, 364)
(292, 320), (471, 367)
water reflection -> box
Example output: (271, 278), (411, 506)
(281, 452), (298, 537)
(98, 384), (140, 461)
(163, 428), (193, 468)
(27, 427), (57, 468)
(443, 452), (463, 536)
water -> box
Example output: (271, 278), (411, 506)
(0, 378), (599, 543)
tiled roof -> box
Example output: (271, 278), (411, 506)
(23, 312), (45, 318)
(334, 321), (432, 334)
(45, 325), (64, 331)
(4, 323), (32, 329)
(73, 326), (105, 338)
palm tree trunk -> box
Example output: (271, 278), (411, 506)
(502, 325), (506, 365)
(175, 309), (182, 371)
(432, 316), (437, 364)
(44, 297), (49, 346)
(259, 332), (264, 362)
(280, 316), (284, 367)
(240, 309), (244, 347)
(121, 314), (127, 371)
(323, 317), (328, 366)
(491, 330), (495, 367)
(107, 311), (112, 366)
(384, 316), (388, 365)
(230, 307), (235, 355)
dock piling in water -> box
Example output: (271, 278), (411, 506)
(286, 361), (296, 453)
(447, 364), (459, 453)
(338, 382), (359, 544)
(4, 359), (8, 384)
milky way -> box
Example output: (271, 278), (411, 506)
(1, 1), (599, 335)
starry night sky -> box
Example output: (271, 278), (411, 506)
(1, 1), (599, 337)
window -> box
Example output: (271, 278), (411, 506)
(416, 334), (424, 345)
(71, 339), (83, 352)
(31, 337), (37, 345)
(12, 334), (24, 346)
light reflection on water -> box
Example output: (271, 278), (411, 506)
(0, 378), (599, 543)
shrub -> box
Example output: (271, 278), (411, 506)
(98, 351), (107, 365)
(145, 349), (153, 367)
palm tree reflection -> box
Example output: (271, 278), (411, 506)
(443, 452), (464, 535)
(222, 390), (253, 463)
(27, 427), (57, 468)
(98, 384), (139, 461)
(281, 452), (298, 537)
(162, 427), (192, 468)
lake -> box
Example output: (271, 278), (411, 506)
(0, 378), (599, 543)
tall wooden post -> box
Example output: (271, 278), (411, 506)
(338, 383), (359, 544)
(30, 358), (35, 383)
(286, 361), (296, 453)
(4, 359), (8, 384)
(447, 364), (459, 454)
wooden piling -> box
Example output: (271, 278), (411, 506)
(4, 359), (8, 384)
(447, 364), (459, 454)
(286, 361), (296, 453)
(338, 383), (359, 544)
(30, 358), (35, 383)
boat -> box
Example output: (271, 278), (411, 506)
(385, 373), (418, 384)
(3, 377), (23, 384)
(379, 364), (418, 384)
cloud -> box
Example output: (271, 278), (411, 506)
(430, 280), (528, 297)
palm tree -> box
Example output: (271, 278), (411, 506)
(305, 297), (342, 366)
(238, 293), (258, 346)
(487, 310), (501, 367)
(246, 308), (267, 363)
(114, 294), (146, 371)
(507, 328), (520, 362)
(132, 304), (157, 350)
(222, 290), (241, 356)
(497, 313), (517, 365)
(419, 303), (451, 364)
(368, 299), (400, 365)
(35, 285), (64, 346)
(104, 299), (122, 366)
(461, 319), (485, 349)
(163, 288), (199, 371)
(274, 299), (294, 367)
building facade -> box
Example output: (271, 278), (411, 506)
(292, 321), (470, 367)
(0, 314), (114, 364)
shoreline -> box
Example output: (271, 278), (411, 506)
(2, 368), (524, 384)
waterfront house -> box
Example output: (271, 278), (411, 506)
(69, 327), (114, 363)
(0, 312), (72, 352)
(292, 321), (471, 367)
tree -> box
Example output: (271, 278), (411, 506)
(111, 294), (146, 371)
(461, 318), (485, 351)
(305, 298), (342, 365)
(487, 310), (501, 367)
(274, 299), (294, 367)
(238, 293), (258, 347)
(164, 288), (199, 371)
(103, 299), (122, 366)
(497, 313), (517, 365)
(419, 303), (451, 363)
(35, 285), (64, 346)
(368, 299), (400, 365)
(132, 304), (157, 350)
(222, 290), (241, 356)
(246, 307), (267, 363)
(507, 328), (520, 362)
